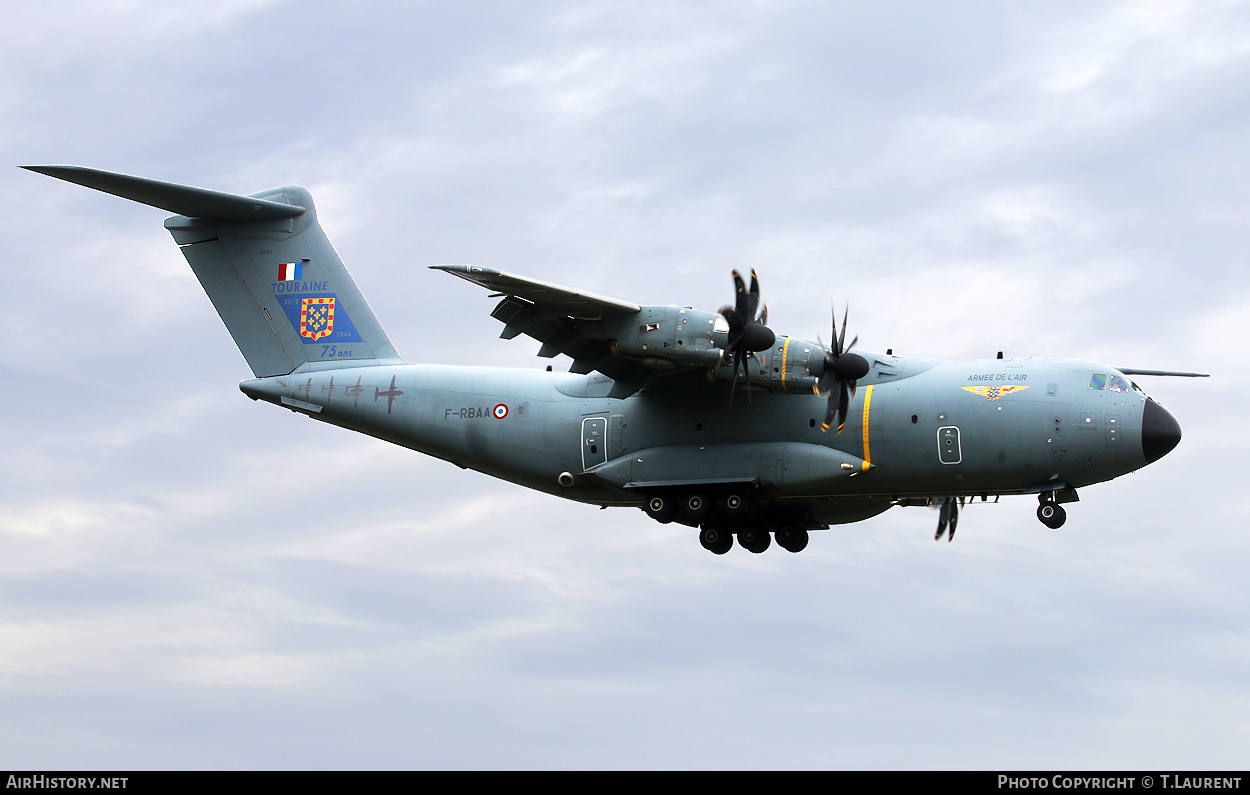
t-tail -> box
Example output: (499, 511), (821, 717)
(22, 165), (403, 376)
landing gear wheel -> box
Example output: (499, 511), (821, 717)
(738, 527), (772, 554)
(1037, 503), (1067, 528)
(775, 527), (809, 553)
(682, 493), (713, 522)
(718, 493), (752, 521)
(644, 494), (677, 524)
(699, 525), (733, 555)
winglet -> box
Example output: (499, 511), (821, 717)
(21, 165), (306, 222)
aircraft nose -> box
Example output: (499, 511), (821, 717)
(1142, 398), (1182, 464)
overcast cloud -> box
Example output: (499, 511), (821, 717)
(2, 0), (1248, 769)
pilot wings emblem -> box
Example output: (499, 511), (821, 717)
(299, 297), (335, 340)
(962, 385), (1029, 400)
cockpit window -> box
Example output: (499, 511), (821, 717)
(1090, 374), (1107, 390)
(1108, 375), (1130, 393)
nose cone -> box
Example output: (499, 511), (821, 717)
(1142, 398), (1182, 464)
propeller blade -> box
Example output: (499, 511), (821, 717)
(821, 391), (837, 432)
(935, 500), (950, 541)
(934, 497), (964, 541)
(733, 270), (749, 320)
(720, 269), (774, 381)
(830, 304), (841, 354)
(718, 270), (776, 404)
(814, 303), (868, 434)
(839, 307), (849, 354)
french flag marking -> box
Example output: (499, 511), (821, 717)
(277, 262), (303, 281)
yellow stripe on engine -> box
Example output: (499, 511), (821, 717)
(781, 337), (790, 391)
(861, 384), (875, 470)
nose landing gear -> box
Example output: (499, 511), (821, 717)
(1037, 502), (1066, 528)
(1037, 490), (1075, 528)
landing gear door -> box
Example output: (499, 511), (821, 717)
(582, 417), (608, 471)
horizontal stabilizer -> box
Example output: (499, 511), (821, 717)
(21, 165), (306, 222)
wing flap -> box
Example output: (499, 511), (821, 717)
(436, 265), (696, 397)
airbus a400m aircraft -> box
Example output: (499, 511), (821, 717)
(27, 165), (1205, 554)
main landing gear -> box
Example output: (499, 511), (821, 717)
(644, 490), (753, 526)
(774, 526), (809, 553)
(698, 525), (734, 555)
(698, 525), (809, 555)
(644, 490), (813, 554)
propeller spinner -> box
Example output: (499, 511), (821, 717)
(814, 306), (870, 433)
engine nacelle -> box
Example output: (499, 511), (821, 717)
(711, 334), (824, 393)
(604, 306), (727, 368)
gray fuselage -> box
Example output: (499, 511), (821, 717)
(240, 353), (1173, 527)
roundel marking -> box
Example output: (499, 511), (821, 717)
(493, 403), (509, 420)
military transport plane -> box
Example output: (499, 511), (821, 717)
(25, 165), (1205, 554)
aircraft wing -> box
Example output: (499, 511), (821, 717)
(432, 265), (641, 319)
(432, 265), (661, 395)
(1117, 368), (1210, 377)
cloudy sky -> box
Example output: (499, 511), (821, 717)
(2, 0), (1248, 770)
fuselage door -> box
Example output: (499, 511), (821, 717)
(582, 417), (608, 471)
(937, 426), (962, 464)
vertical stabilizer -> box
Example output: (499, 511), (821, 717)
(23, 166), (404, 376)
